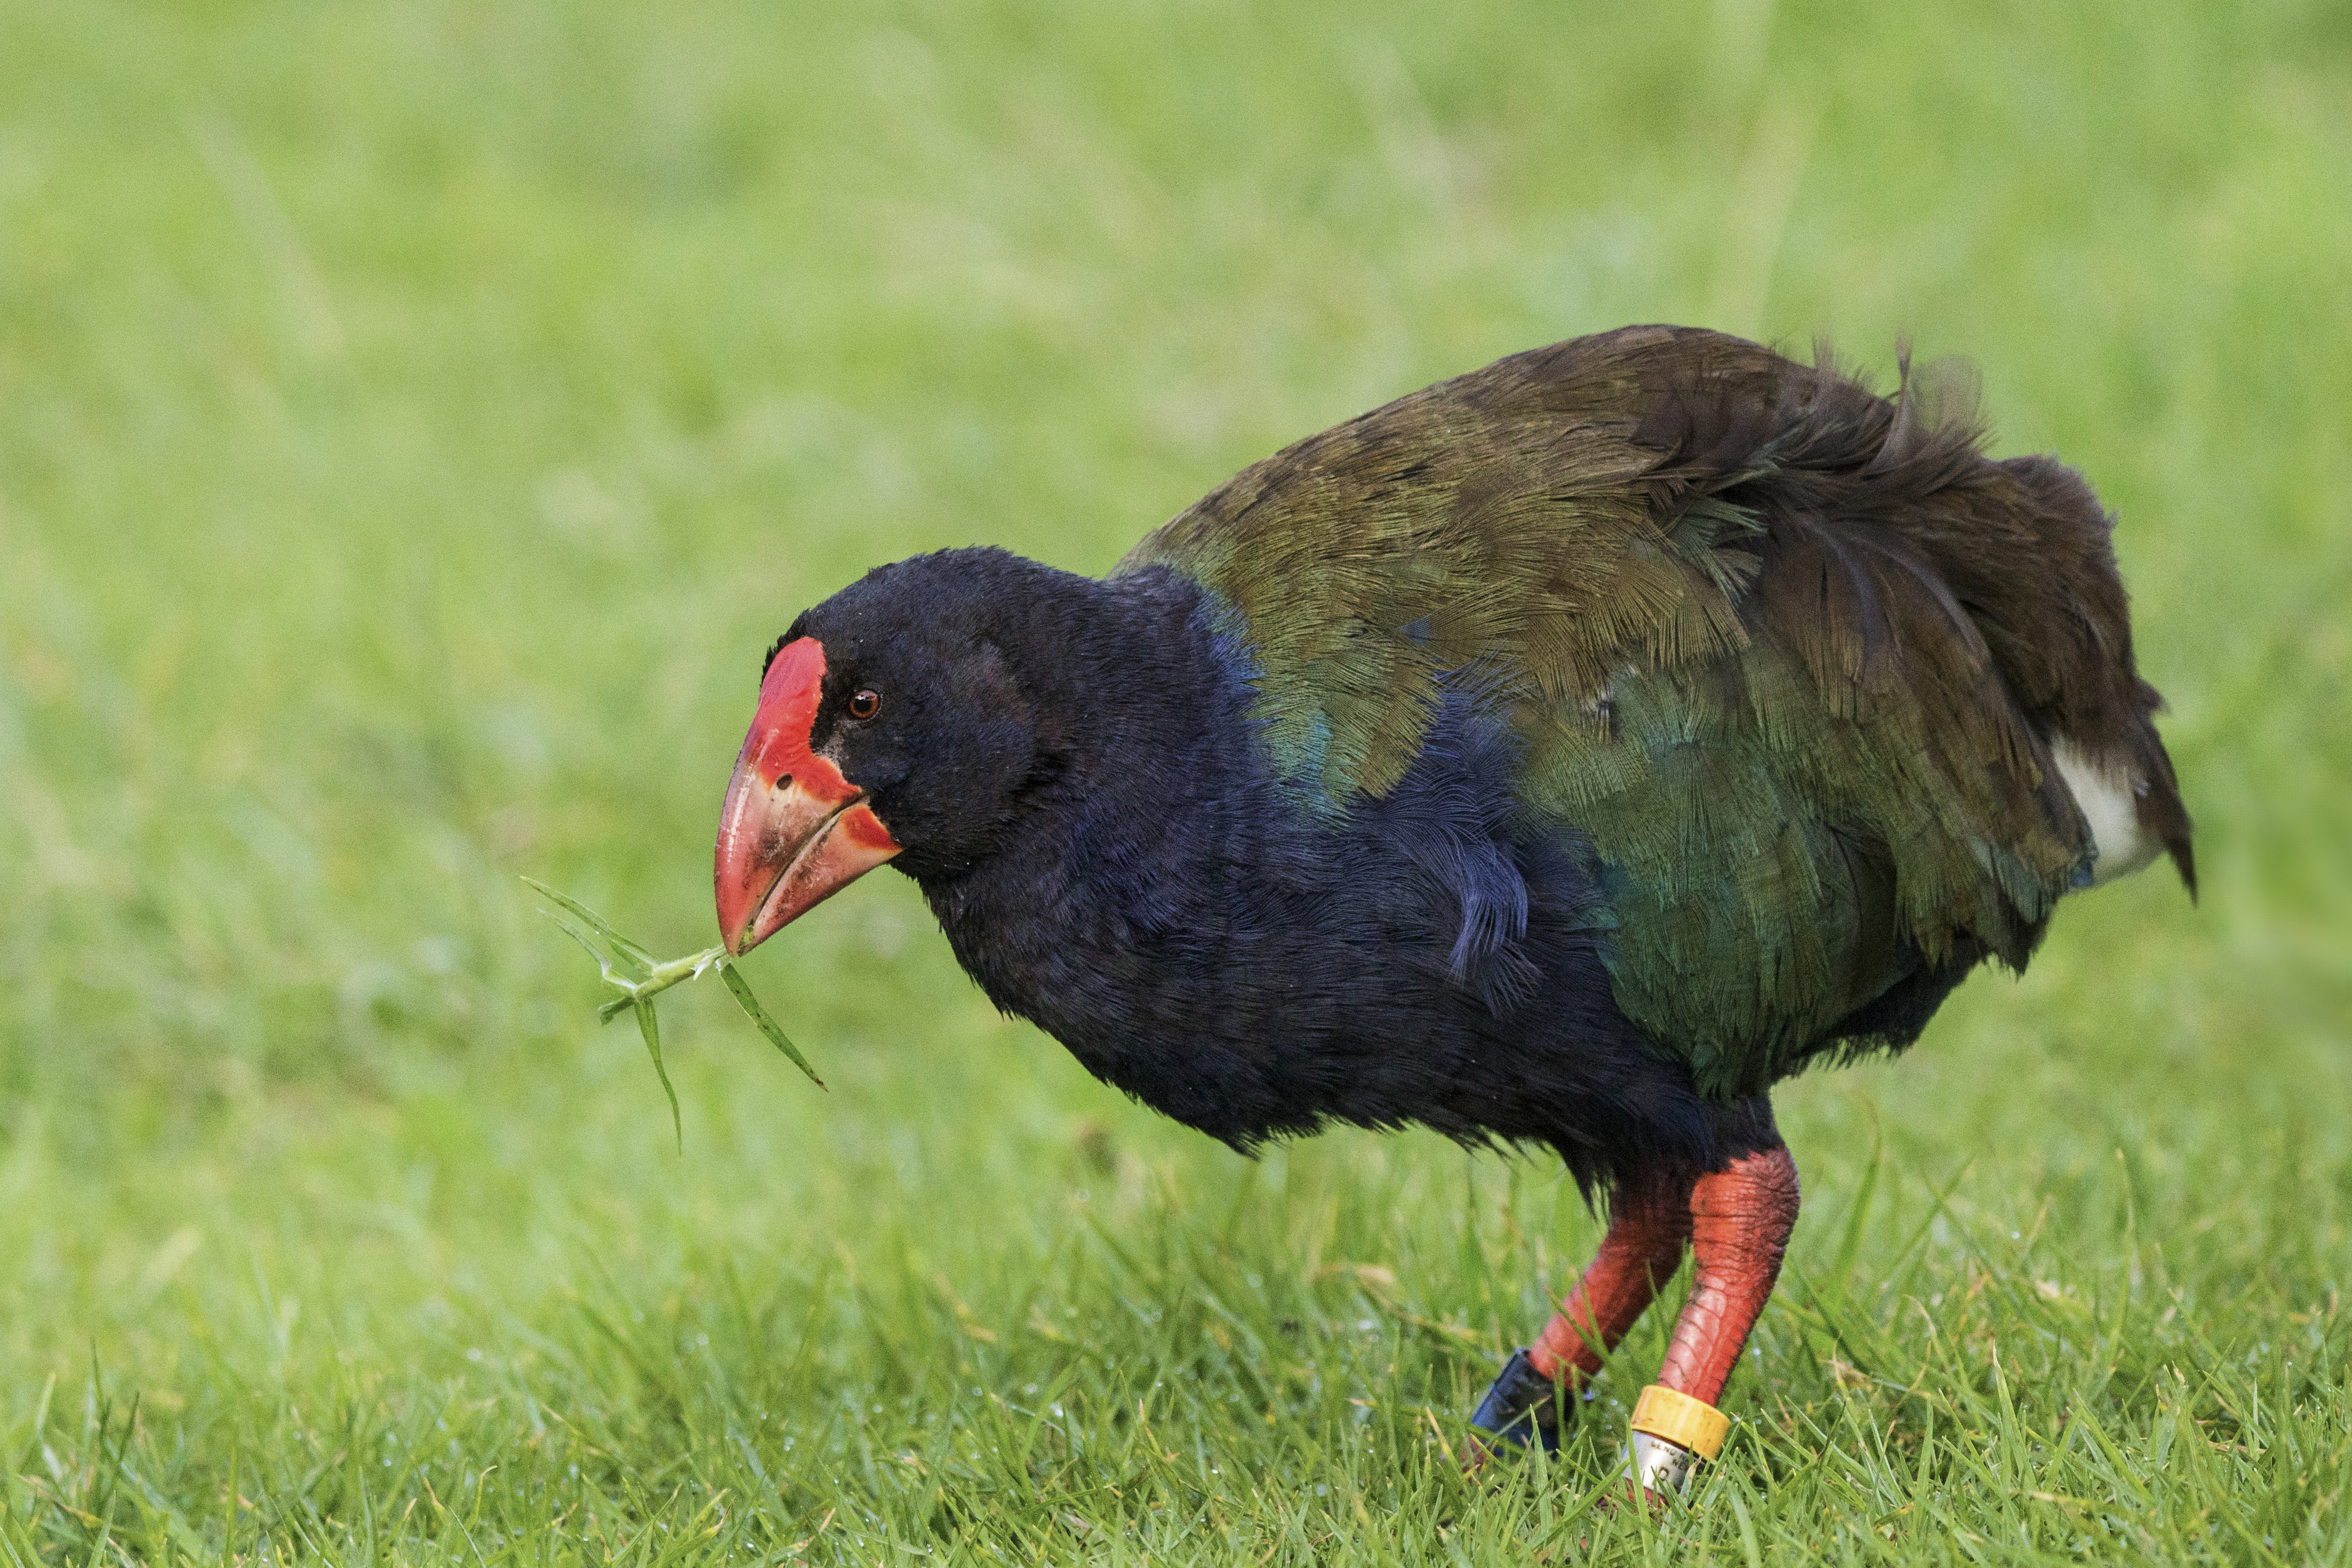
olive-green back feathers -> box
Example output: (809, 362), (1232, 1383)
(1120, 326), (2191, 1097)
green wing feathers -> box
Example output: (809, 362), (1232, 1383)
(1121, 326), (2191, 1098)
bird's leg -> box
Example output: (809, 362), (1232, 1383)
(1468, 1174), (1692, 1455)
(1531, 1175), (1694, 1389)
(1626, 1143), (1800, 1494)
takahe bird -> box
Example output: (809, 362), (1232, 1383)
(712, 325), (2193, 1491)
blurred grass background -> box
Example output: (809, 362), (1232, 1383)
(2, 0), (2348, 1560)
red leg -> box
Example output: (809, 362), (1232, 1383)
(1468, 1175), (1691, 1455)
(1628, 1144), (1800, 1493)
(1656, 1144), (1800, 1404)
(1528, 1175), (1693, 1387)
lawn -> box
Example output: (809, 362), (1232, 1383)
(2, 0), (2349, 1560)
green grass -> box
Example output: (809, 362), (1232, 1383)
(3, 0), (2349, 1560)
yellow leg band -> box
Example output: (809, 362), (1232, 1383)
(1629, 1384), (1730, 1462)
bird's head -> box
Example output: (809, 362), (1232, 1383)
(713, 549), (1058, 956)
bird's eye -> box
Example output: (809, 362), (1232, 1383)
(848, 689), (881, 720)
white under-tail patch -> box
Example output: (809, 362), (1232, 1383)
(2051, 737), (2158, 888)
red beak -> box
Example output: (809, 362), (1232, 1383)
(714, 637), (903, 956)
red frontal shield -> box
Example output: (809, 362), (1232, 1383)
(714, 638), (901, 954)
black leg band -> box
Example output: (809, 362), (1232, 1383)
(1469, 1347), (1561, 1453)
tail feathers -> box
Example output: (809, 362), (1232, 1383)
(2127, 685), (2197, 898)
(2051, 732), (2194, 896)
(1866, 395), (2196, 905)
(1628, 331), (2197, 938)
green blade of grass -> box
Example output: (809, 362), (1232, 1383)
(527, 878), (817, 1112)
(593, 948), (728, 1023)
(718, 960), (824, 1089)
(1831, 1113), (1884, 1291)
(634, 996), (683, 1154)
(522, 877), (658, 981)
(536, 907), (637, 996)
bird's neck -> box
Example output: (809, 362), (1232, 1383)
(910, 565), (1326, 1139)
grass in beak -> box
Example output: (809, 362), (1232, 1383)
(523, 878), (824, 1150)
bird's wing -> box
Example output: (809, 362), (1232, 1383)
(1120, 326), (2184, 1096)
